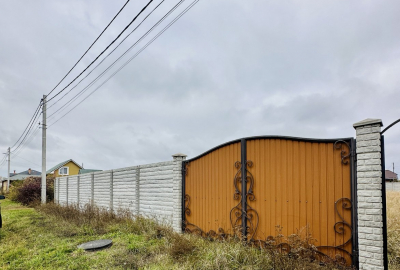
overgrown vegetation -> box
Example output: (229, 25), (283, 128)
(0, 200), (355, 269)
(8, 176), (54, 205)
(387, 191), (400, 269)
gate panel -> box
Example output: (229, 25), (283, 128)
(246, 138), (352, 261)
(183, 136), (355, 265)
(184, 142), (241, 235)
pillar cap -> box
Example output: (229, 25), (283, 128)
(172, 153), (187, 158)
(353, 118), (383, 129)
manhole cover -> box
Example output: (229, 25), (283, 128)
(78, 239), (112, 251)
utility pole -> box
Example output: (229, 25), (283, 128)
(7, 147), (10, 192)
(41, 95), (47, 204)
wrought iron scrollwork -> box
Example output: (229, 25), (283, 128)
(184, 194), (227, 240)
(252, 198), (353, 266)
(315, 197), (353, 265)
(230, 160), (259, 242)
(244, 161), (259, 241)
(230, 161), (243, 237)
(334, 140), (351, 165)
(183, 162), (190, 176)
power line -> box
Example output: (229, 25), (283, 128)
(48, 0), (200, 127)
(10, 100), (42, 149)
(11, 107), (42, 154)
(0, 154), (7, 167)
(11, 125), (41, 159)
(47, 0), (187, 121)
(46, 0), (154, 103)
(47, 0), (184, 121)
(12, 155), (41, 168)
(46, 0), (166, 113)
(46, 0), (131, 98)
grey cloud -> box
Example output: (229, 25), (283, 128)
(0, 0), (399, 174)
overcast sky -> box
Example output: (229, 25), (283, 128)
(0, 0), (399, 177)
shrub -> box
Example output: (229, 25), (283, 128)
(7, 180), (24, 200)
(12, 177), (54, 206)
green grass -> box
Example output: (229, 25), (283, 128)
(0, 199), (351, 269)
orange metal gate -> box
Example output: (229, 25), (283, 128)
(183, 136), (357, 266)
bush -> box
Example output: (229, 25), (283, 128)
(7, 180), (25, 201)
(12, 177), (54, 206)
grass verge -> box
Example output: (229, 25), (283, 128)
(0, 199), (358, 269)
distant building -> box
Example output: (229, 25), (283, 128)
(1, 168), (41, 192)
(385, 170), (398, 182)
(46, 159), (83, 177)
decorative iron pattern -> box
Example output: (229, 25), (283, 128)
(230, 161), (243, 237)
(315, 197), (353, 265)
(229, 160), (259, 241)
(183, 194), (227, 240)
(183, 162), (190, 176)
(255, 198), (352, 266)
(334, 140), (351, 165)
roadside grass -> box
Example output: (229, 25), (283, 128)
(1, 199), (358, 269)
(387, 191), (400, 269)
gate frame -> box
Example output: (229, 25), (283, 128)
(182, 135), (358, 268)
(381, 135), (388, 270)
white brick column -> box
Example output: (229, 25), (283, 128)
(172, 153), (187, 232)
(354, 118), (385, 270)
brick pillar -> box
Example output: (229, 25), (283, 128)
(172, 153), (187, 232)
(353, 118), (385, 270)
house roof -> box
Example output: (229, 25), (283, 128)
(9, 174), (41, 180)
(46, 159), (83, 174)
(19, 169), (41, 176)
(385, 170), (398, 180)
(79, 169), (102, 174)
(9, 169), (41, 177)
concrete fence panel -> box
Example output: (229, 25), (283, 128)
(67, 176), (78, 205)
(93, 171), (111, 210)
(113, 166), (137, 213)
(79, 174), (92, 207)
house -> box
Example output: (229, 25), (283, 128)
(385, 170), (398, 182)
(46, 159), (83, 177)
(1, 168), (41, 192)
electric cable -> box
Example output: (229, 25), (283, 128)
(47, 0), (186, 120)
(48, 0), (199, 127)
(10, 100), (42, 149)
(11, 125), (41, 159)
(46, 0), (131, 98)
(11, 108), (42, 154)
(12, 153), (41, 168)
(47, 0), (166, 112)
(46, 0), (154, 103)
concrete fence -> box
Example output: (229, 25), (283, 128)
(54, 154), (186, 232)
(54, 119), (389, 269)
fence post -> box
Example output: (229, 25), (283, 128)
(110, 170), (113, 211)
(353, 118), (385, 270)
(66, 177), (69, 206)
(77, 175), (80, 207)
(136, 166), (140, 216)
(57, 178), (60, 204)
(91, 173), (94, 206)
(172, 153), (187, 233)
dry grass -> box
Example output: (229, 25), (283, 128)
(2, 191), (400, 269)
(34, 202), (350, 269)
(387, 191), (400, 269)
